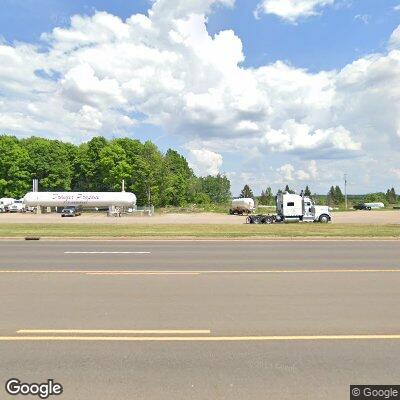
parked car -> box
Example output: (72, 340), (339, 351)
(61, 206), (82, 217)
(353, 203), (372, 210)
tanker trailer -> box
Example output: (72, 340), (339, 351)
(229, 198), (255, 215)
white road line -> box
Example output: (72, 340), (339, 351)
(64, 251), (151, 254)
(17, 329), (211, 335)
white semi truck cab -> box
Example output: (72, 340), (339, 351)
(247, 193), (331, 224)
(8, 199), (26, 213)
(276, 193), (331, 223)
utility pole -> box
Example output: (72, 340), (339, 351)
(344, 173), (348, 210)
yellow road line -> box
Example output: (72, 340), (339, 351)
(0, 270), (200, 275)
(0, 269), (399, 275)
(2, 334), (400, 342)
(64, 251), (151, 254)
(86, 269), (400, 275)
(0, 268), (400, 275)
(0, 270), (92, 273)
(17, 329), (211, 335)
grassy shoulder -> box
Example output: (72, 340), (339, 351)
(0, 223), (398, 238)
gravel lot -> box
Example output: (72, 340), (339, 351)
(0, 210), (399, 224)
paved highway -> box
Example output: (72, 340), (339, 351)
(0, 240), (400, 399)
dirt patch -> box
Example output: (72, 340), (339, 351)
(0, 210), (399, 225)
(333, 210), (400, 224)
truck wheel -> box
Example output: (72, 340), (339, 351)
(265, 216), (273, 224)
(319, 214), (329, 223)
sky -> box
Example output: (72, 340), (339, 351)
(0, 0), (399, 195)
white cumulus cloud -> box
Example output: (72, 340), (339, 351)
(296, 160), (319, 181)
(389, 26), (400, 49)
(277, 160), (319, 183)
(391, 168), (400, 179)
(188, 149), (223, 176)
(0, 0), (399, 191)
(277, 163), (295, 181)
(254, 0), (335, 22)
(262, 120), (361, 156)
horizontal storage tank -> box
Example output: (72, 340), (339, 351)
(231, 198), (255, 211)
(24, 192), (136, 208)
(363, 202), (385, 209)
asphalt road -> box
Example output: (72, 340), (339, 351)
(1, 240), (400, 399)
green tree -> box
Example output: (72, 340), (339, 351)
(284, 184), (295, 194)
(327, 185), (345, 206)
(131, 141), (164, 206)
(327, 186), (335, 206)
(259, 190), (267, 205)
(364, 192), (387, 205)
(0, 135), (31, 198)
(0, 134), (233, 208)
(98, 142), (132, 191)
(304, 185), (312, 197)
(160, 149), (194, 206)
(259, 187), (274, 205)
(72, 136), (108, 191)
(21, 137), (76, 191)
(386, 188), (397, 204)
(240, 184), (254, 199)
(199, 174), (231, 204)
(334, 186), (345, 204)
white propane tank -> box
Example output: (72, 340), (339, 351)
(230, 198), (255, 214)
(24, 192), (137, 208)
(363, 202), (385, 209)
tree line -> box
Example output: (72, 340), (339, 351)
(240, 183), (398, 207)
(1, 134), (398, 208)
(0, 135), (231, 206)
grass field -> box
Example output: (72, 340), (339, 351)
(0, 223), (398, 238)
